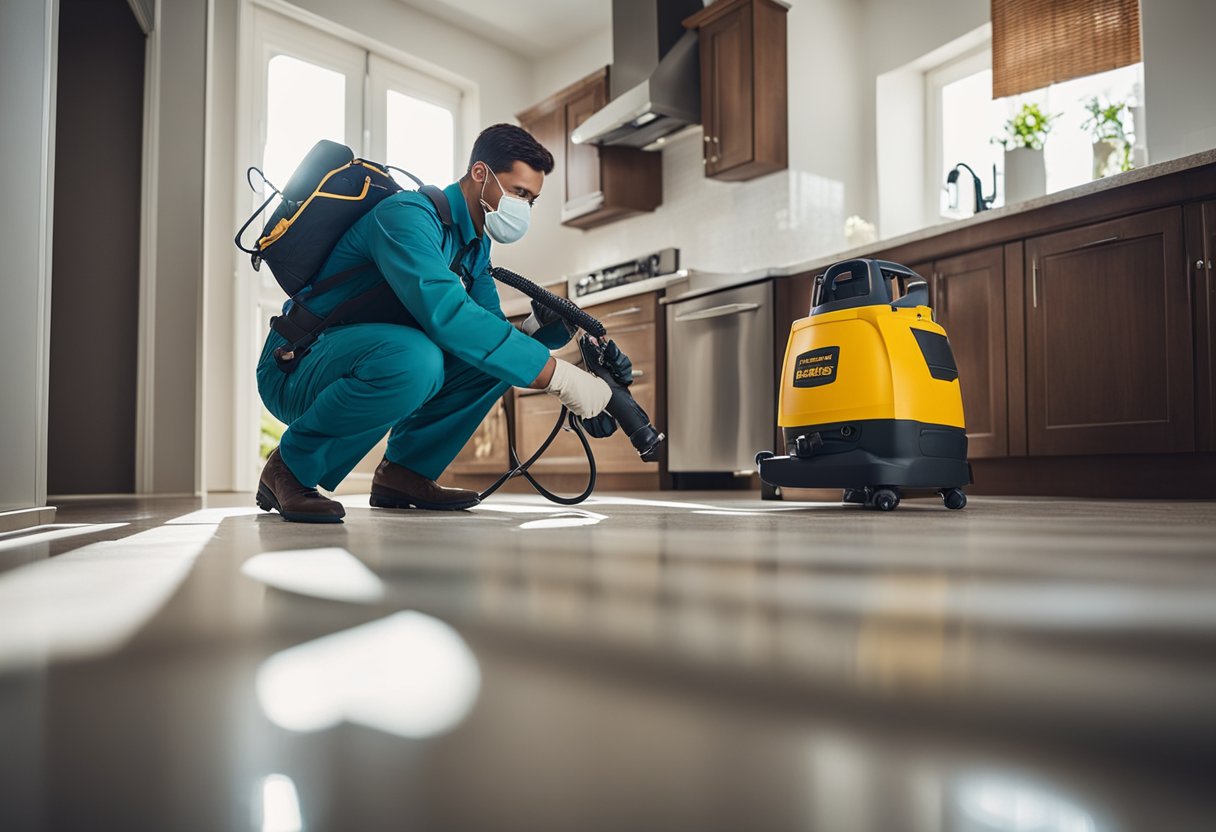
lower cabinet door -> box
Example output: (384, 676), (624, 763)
(1188, 201), (1216, 451)
(515, 381), (659, 475)
(443, 397), (511, 477)
(1025, 207), (1193, 455)
(930, 246), (1009, 458)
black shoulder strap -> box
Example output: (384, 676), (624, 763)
(419, 184), (480, 291)
(271, 184), (480, 372)
(419, 184), (453, 227)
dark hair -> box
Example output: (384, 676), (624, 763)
(467, 123), (554, 176)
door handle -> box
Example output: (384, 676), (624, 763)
(673, 302), (761, 322)
(600, 305), (642, 320)
(1076, 234), (1122, 249)
(1032, 260), (1039, 308)
(936, 273), (946, 316)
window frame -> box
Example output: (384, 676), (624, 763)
(924, 43), (993, 222)
(366, 53), (464, 188)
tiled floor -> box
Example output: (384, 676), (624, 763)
(1, 492), (1214, 831)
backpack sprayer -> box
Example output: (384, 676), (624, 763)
(235, 140), (663, 507)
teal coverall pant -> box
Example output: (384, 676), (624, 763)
(257, 323), (512, 490)
(256, 182), (564, 491)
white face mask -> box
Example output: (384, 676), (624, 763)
(478, 163), (531, 244)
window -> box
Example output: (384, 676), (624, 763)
(385, 92), (455, 186)
(928, 44), (1144, 219)
(262, 55), (348, 199)
(368, 56), (462, 189)
(928, 47), (1003, 218)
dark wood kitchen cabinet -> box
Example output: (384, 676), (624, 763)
(441, 397), (512, 480)
(925, 246), (1011, 458)
(518, 68), (661, 230)
(1024, 207), (1193, 456)
(513, 293), (663, 477)
(1185, 201), (1216, 451)
(684, 0), (788, 181)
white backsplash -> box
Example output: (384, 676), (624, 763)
(568, 129), (849, 276)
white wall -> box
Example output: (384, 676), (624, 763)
(531, 27), (613, 103)
(203, 0), (241, 493)
(0, 0), (57, 513)
(505, 0), (870, 284)
(139, 0), (209, 495)
(1141, 0), (1216, 162)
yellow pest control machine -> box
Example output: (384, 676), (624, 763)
(757, 259), (971, 511)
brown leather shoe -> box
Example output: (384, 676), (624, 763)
(369, 458), (480, 511)
(256, 448), (346, 523)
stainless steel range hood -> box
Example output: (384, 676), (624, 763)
(571, 0), (704, 150)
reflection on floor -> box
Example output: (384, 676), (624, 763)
(1, 492), (1214, 831)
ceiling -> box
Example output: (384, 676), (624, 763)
(399, 0), (612, 57)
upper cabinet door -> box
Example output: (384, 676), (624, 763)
(702, 6), (753, 177)
(685, 0), (788, 182)
(1025, 208), (1193, 456)
(930, 246), (1009, 458)
(520, 68), (660, 229)
(564, 79), (607, 215)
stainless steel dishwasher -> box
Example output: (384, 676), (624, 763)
(665, 279), (774, 473)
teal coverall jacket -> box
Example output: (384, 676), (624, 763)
(257, 181), (569, 490)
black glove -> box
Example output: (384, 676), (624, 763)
(520, 299), (577, 347)
(579, 336), (634, 387)
(578, 336), (636, 437)
(580, 411), (618, 438)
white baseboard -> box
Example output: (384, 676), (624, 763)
(0, 506), (57, 534)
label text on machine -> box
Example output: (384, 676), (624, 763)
(792, 347), (840, 388)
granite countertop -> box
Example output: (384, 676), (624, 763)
(665, 147), (1216, 303)
(768, 146), (1216, 279)
(571, 272), (689, 309)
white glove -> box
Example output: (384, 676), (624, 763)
(545, 358), (612, 418)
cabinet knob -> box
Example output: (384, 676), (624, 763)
(1198, 259), (1206, 270)
(712, 136), (720, 145)
(704, 136), (712, 143)
(710, 155), (719, 163)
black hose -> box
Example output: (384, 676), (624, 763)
(476, 267), (605, 506)
(478, 265), (663, 506)
(477, 408), (596, 505)
(489, 266), (606, 337)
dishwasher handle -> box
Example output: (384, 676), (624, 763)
(673, 302), (760, 323)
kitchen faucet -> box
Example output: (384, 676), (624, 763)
(946, 163), (996, 213)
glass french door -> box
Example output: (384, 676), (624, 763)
(234, 9), (462, 491)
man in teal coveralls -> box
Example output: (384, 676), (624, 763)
(256, 124), (611, 522)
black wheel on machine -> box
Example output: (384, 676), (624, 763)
(760, 481), (781, 501)
(872, 488), (900, 512)
(842, 488), (867, 505)
(941, 488), (967, 510)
